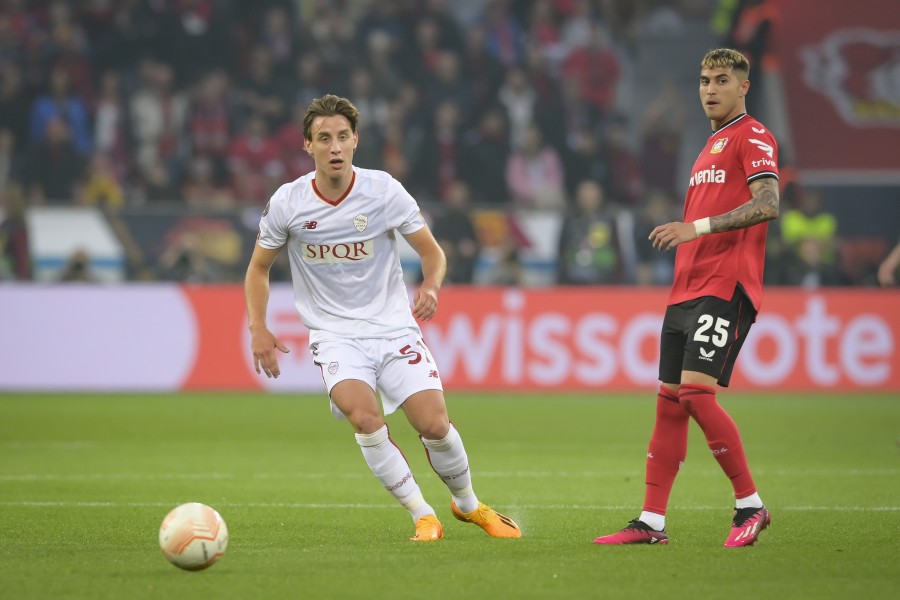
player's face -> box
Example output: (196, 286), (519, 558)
(699, 67), (749, 128)
(305, 115), (358, 180)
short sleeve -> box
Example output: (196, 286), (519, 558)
(742, 127), (779, 184)
(258, 185), (290, 249)
(383, 176), (425, 235)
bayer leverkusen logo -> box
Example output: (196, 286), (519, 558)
(802, 29), (900, 128)
(710, 138), (728, 153)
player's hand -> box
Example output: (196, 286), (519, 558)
(649, 221), (698, 251)
(250, 327), (290, 378)
(412, 286), (439, 321)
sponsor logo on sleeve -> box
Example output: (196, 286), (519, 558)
(749, 139), (774, 157)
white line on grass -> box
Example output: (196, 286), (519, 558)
(2, 501), (898, 511)
(1, 441), (98, 449)
(1, 468), (896, 482)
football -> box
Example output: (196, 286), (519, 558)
(158, 502), (228, 571)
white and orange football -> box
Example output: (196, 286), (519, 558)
(159, 502), (228, 571)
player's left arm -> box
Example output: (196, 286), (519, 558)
(403, 221), (447, 321)
(650, 177), (780, 251)
(710, 176), (780, 233)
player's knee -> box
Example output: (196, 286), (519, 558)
(415, 417), (451, 441)
(346, 410), (385, 435)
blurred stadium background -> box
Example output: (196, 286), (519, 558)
(0, 0), (897, 393)
(0, 3), (898, 598)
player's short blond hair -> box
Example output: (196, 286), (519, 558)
(303, 94), (360, 141)
(700, 48), (750, 79)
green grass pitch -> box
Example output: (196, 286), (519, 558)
(1, 391), (898, 599)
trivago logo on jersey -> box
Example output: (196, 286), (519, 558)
(689, 165), (726, 187)
(302, 239), (374, 263)
(801, 28), (900, 128)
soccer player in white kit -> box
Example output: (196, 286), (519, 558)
(244, 94), (521, 542)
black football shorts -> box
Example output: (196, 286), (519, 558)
(658, 286), (757, 387)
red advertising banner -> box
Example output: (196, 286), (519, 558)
(417, 287), (900, 391)
(1, 285), (898, 392)
(775, 0), (900, 183)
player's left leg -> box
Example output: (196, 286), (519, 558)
(379, 334), (521, 539)
(679, 289), (770, 546)
(680, 373), (769, 547)
(401, 390), (522, 539)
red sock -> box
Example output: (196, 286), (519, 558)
(679, 383), (756, 499)
(642, 385), (690, 515)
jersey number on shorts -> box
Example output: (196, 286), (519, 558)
(400, 340), (434, 365)
(693, 315), (730, 348)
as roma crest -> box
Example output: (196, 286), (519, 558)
(353, 214), (368, 232)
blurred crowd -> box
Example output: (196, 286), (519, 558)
(0, 0), (893, 287)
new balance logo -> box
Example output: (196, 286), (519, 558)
(428, 370), (439, 378)
(749, 138), (774, 157)
(700, 347), (715, 361)
(301, 221), (318, 230)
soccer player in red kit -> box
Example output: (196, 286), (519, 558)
(594, 48), (779, 547)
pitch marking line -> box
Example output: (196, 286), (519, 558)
(1, 468), (896, 482)
(2, 501), (898, 512)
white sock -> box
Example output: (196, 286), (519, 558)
(420, 425), (479, 513)
(639, 511), (666, 531)
(356, 425), (434, 522)
(735, 492), (763, 509)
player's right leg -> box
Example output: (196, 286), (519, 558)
(333, 380), (442, 541)
(314, 339), (441, 541)
(595, 309), (689, 545)
(592, 385), (684, 545)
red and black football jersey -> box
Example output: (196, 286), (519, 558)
(669, 113), (779, 311)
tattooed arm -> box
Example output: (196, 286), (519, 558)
(710, 176), (780, 233)
(649, 177), (780, 251)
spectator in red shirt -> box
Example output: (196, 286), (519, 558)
(227, 113), (283, 204)
(561, 21), (621, 120)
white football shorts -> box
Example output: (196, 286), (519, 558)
(310, 333), (444, 419)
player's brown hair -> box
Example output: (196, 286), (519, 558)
(700, 48), (750, 79)
(303, 94), (360, 141)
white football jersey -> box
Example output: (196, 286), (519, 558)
(257, 167), (426, 345)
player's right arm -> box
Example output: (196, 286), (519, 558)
(245, 243), (290, 378)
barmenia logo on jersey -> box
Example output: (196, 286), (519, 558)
(689, 165), (726, 186)
(302, 239), (374, 263)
